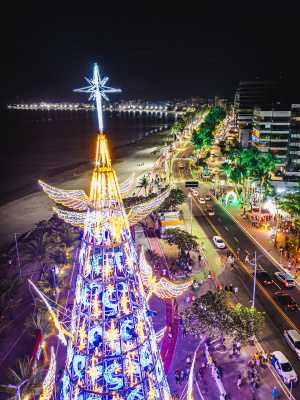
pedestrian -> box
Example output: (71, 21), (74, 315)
(201, 242), (205, 251)
(186, 356), (191, 368)
(220, 394), (225, 400)
(162, 268), (166, 276)
(175, 372), (180, 384)
(250, 370), (255, 385)
(180, 370), (184, 381)
(247, 359), (252, 370)
(198, 254), (201, 263)
(245, 254), (249, 262)
(234, 286), (238, 296)
(237, 374), (242, 389)
(225, 284), (228, 291)
(182, 327), (187, 338)
(200, 278), (203, 286)
(208, 272), (211, 280)
(198, 367), (202, 380)
(201, 361), (206, 370)
(168, 326), (172, 342)
(232, 343), (236, 354)
(255, 356), (260, 371)
(272, 386), (278, 399)
(229, 283), (233, 292)
(236, 341), (241, 354)
(250, 334), (255, 345)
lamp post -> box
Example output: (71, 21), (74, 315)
(249, 250), (271, 332)
(14, 233), (21, 276)
(8, 379), (28, 400)
(188, 190), (193, 235)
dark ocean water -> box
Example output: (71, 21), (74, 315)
(0, 109), (177, 202)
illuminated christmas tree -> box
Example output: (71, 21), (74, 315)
(33, 64), (191, 400)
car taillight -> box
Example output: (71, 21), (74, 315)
(285, 282), (289, 286)
(263, 280), (267, 283)
(288, 305), (291, 307)
(271, 280), (274, 283)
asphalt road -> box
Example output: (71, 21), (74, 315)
(172, 141), (300, 397)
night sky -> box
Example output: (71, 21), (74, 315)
(2, 1), (300, 104)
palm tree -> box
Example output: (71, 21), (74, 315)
(219, 161), (233, 183)
(0, 357), (45, 400)
(56, 224), (81, 255)
(23, 232), (53, 275)
(252, 167), (269, 220)
(25, 311), (54, 339)
(288, 236), (300, 257)
(228, 168), (242, 202)
(38, 270), (69, 301)
(136, 176), (150, 196)
(0, 277), (22, 333)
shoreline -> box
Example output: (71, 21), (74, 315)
(0, 128), (172, 247)
(0, 127), (171, 206)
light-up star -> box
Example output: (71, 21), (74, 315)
(74, 63), (121, 133)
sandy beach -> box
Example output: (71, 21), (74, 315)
(0, 129), (172, 247)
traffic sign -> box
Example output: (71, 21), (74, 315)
(185, 181), (199, 187)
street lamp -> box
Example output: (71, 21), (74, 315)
(14, 233), (21, 276)
(8, 379), (28, 400)
(249, 250), (271, 332)
(188, 191), (193, 235)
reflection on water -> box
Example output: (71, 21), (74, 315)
(0, 109), (177, 198)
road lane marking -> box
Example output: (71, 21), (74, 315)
(225, 226), (228, 230)
(245, 250), (250, 254)
(234, 237), (238, 241)
(218, 218), (221, 222)
(192, 195), (300, 335)
(274, 282), (281, 289)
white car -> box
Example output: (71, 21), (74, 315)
(213, 236), (225, 249)
(198, 197), (205, 204)
(284, 330), (300, 360)
(275, 272), (295, 287)
(271, 351), (298, 385)
(191, 189), (198, 197)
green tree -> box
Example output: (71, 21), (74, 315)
(180, 290), (265, 344)
(0, 358), (46, 400)
(162, 228), (197, 252)
(136, 176), (150, 195)
(161, 189), (187, 210)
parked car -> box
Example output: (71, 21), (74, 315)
(275, 272), (295, 287)
(270, 351), (298, 385)
(205, 208), (215, 216)
(213, 236), (225, 249)
(256, 271), (273, 285)
(284, 329), (300, 360)
(198, 197), (205, 204)
(191, 189), (198, 197)
(275, 292), (298, 311)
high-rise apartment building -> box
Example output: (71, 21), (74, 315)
(253, 104), (300, 177)
(234, 80), (291, 129)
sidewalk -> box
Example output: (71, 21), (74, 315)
(213, 195), (300, 284)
